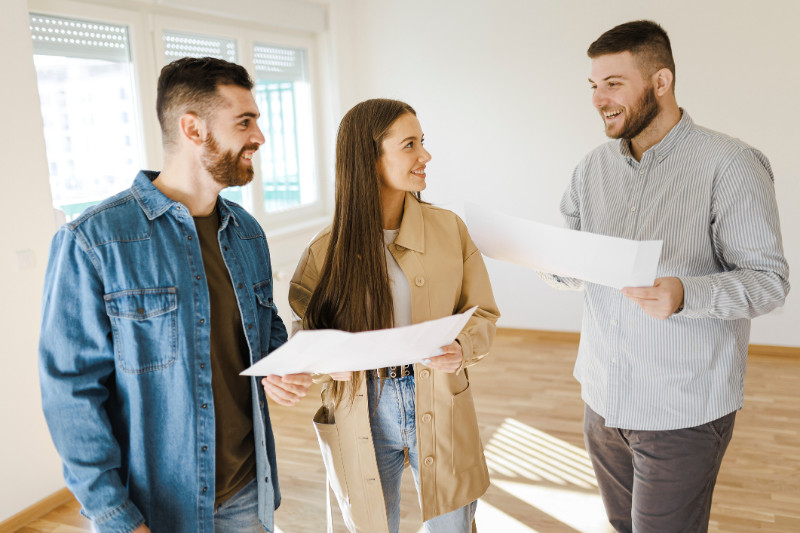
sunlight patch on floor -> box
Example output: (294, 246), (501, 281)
(492, 478), (612, 533)
(485, 417), (597, 488)
(482, 417), (612, 532)
(412, 500), (542, 533)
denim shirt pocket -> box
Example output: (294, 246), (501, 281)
(253, 280), (273, 357)
(104, 287), (178, 374)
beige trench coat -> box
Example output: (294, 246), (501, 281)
(289, 194), (500, 532)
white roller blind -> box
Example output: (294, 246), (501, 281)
(254, 44), (306, 82)
(162, 31), (237, 63)
(30, 13), (129, 62)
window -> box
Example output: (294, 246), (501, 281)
(253, 44), (317, 214)
(30, 13), (143, 221)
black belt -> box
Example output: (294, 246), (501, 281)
(374, 364), (414, 379)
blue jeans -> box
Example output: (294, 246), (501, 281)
(214, 477), (265, 533)
(368, 375), (477, 533)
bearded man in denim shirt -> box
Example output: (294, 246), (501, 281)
(39, 57), (313, 533)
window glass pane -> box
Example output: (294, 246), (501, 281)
(31, 13), (143, 221)
(254, 44), (317, 213)
(162, 31), (241, 203)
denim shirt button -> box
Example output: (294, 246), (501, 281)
(187, 235), (193, 240)
(200, 363), (206, 369)
(201, 403), (208, 409)
(202, 446), (208, 452)
(202, 486), (208, 493)
(199, 318), (205, 324)
(195, 275), (201, 280)
(247, 324), (253, 330)
(238, 283), (243, 289)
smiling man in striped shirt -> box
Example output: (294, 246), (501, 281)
(542, 20), (790, 532)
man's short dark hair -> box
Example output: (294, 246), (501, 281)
(156, 57), (254, 147)
(588, 20), (676, 89)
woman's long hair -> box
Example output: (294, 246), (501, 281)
(305, 98), (417, 408)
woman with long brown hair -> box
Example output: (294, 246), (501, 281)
(274, 98), (499, 532)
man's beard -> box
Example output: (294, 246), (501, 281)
(202, 133), (258, 188)
(604, 85), (660, 140)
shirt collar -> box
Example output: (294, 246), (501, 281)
(618, 108), (694, 162)
(394, 192), (425, 253)
(132, 170), (174, 219)
(131, 170), (240, 227)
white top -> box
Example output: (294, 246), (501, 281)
(383, 228), (412, 327)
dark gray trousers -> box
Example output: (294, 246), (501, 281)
(584, 404), (736, 533)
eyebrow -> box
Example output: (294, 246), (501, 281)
(235, 111), (260, 119)
(588, 75), (626, 83)
(399, 134), (423, 144)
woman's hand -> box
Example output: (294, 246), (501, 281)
(328, 371), (354, 381)
(422, 341), (463, 373)
(261, 374), (313, 406)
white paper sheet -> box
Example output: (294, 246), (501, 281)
(241, 307), (478, 376)
(464, 203), (662, 289)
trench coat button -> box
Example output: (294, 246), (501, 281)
(414, 276), (425, 287)
(420, 369), (430, 379)
(422, 413), (432, 423)
(366, 478), (377, 484)
(424, 456), (434, 467)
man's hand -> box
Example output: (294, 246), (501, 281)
(621, 277), (684, 320)
(132, 525), (151, 533)
(422, 341), (463, 373)
(261, 374), (313, 406)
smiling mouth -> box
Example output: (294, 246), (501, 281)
(604, 109), (623, 120)
(411, 167), (426, 177)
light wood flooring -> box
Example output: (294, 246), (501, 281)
(11, 329), (800, 532)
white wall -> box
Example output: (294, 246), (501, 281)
(327, 0), (800, 346)
(0, 0), (67, 520)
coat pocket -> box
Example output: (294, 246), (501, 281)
(104, 287), (178, 374)
(451, 382), (483, 473)
(313, 405), (350, 507)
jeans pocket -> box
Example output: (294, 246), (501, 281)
(104, 287), (178, 374)
(451, 382), (483, 474)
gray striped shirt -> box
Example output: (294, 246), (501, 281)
(544, 111), (790, 430)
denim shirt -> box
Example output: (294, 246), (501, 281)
(39, 171), (287, 533)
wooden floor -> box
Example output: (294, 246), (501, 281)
(13, 329), (800, 532)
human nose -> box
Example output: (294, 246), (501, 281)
(251, 123), (265, 145)
(592, 87), (607, 109)
(420, 146), (432, 163)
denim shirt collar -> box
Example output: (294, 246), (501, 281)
(618, 108), (694, 163)
(131, 170), (240, 228)
(395, 192), (425, 253)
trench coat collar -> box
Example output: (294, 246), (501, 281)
(394, 192), (425, 253)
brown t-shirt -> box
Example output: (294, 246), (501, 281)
(194, 208), (256, 505)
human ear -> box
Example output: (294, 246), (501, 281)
(179, 113), (206, 146)
(653, 68), (674, 96)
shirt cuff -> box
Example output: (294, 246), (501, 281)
(676, 276), (713, 318)
(89, 498), (145, 533)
